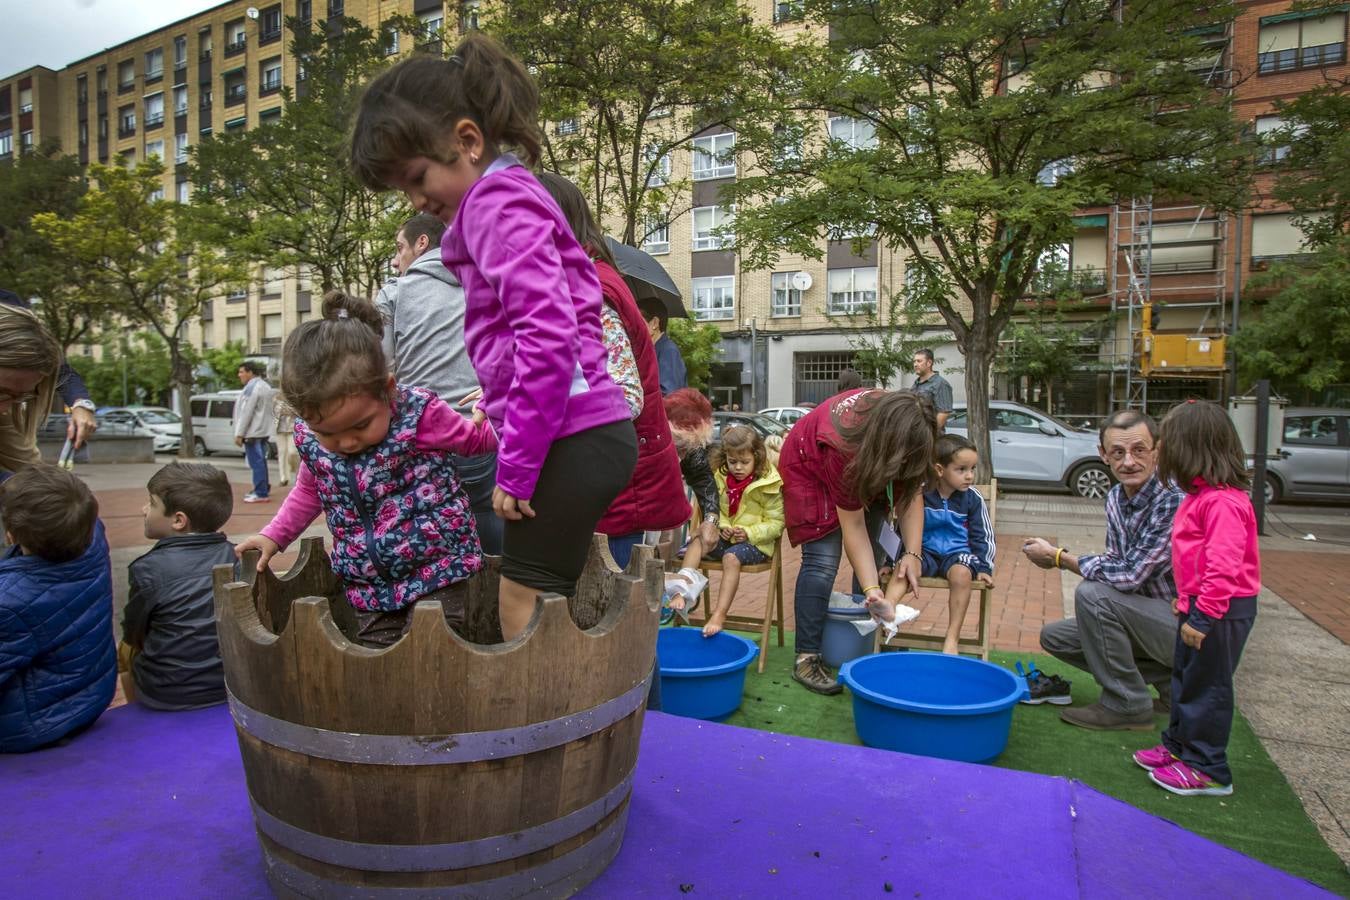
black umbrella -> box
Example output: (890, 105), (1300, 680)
(604, 236), (688, 319)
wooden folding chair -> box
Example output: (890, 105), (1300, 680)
(675, 502), (785, 674)
(877, 479), (997, 660)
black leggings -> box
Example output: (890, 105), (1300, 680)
(501, 420), (637, 596)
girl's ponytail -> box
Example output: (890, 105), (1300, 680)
(454, 32), (542, 166)
(321, 290), (385, 336)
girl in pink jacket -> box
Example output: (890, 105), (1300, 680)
(1133, 400), (1260, 796)
(349, 33), (636, 640)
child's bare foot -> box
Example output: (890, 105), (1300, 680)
(942, 642), (959, 655)
(668, 593), (687, 612)
(702, 615), (725, 638)
(866, 596), (897, 624)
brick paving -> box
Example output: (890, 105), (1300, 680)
(1260, 549), (1350, 645)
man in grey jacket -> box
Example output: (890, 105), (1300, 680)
(233, 361), (276, 503)
(375, 213), (501, 555)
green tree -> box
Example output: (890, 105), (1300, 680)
(668, 318), (722, 392)
(200, 340), (249, 392)
(33, 161), (248, 458)
(727, 0), (1251, 479)
(66, 333), (181, 408)
(0, 141), (103, 348)
(188, 16), (408, 297)
(1234, 77), (1349, 396)
(485, 0), (787, 244)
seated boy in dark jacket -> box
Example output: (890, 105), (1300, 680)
(120, 462), (237, 711)
(0, 464), (116, 753)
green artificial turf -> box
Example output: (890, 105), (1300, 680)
(704, 629), (1350, 895)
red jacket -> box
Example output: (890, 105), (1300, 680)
(594, 260), (691, 536)
(780, 389), (877, 546)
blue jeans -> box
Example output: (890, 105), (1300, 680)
(243, 438), (270, 498)
(452, 452), (502, 557)
(793, 505), (885, 655)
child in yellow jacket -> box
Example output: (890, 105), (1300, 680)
(702, 425), (784, 637)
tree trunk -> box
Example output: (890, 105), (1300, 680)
(171, 350), (198, 460)
(961, 315), (999, 485)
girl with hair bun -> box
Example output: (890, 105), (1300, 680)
(236, 292), (498, 647)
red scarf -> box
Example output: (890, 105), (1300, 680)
(725, 472), (754, 518)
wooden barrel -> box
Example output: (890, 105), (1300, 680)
(214, 536), (662, 898)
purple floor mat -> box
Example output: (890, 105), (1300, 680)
(0, 704), (1330, 898)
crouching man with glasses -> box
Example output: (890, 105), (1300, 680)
(1023, 410), (1184, 731)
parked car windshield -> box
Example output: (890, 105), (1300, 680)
(136, 409), (181, 425)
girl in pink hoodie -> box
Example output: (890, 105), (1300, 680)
(349, 33), (636, 640)
(1132, 400), (1260, 796)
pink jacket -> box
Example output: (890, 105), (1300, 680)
(440, 157), (631, 499)
(1172, 479), (1261, 621)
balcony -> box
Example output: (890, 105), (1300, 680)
(225, 36), (247, 57)
(224, 84), (247, 106)
(145, 113), (165, 129)
(118, 124), (136, 138)
(259, 78), (282, 97)
(118, 81), (135, 95)
(199, 48), (213, 61)
(260, 28), (282, 46)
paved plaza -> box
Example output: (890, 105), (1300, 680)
(82, 456), (1350, 868)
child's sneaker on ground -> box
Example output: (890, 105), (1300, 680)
(1016, 661), (1072, 705)
(1148, 761), (1232, 796)
(792, 654), (842, 696)
(242, 493), (271, 503)
(1132, 744), (1176, 771)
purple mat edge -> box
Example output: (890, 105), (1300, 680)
(0, 704), (1333, 899)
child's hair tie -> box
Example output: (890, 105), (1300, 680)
(448, 55), (465, 68)
(337, 309), (349, 319)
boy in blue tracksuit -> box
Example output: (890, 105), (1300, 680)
(908, 434), (995, 653)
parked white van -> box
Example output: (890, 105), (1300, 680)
(189, 391), (276, 459)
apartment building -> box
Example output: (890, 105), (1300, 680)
(2, 0), (1344, 415)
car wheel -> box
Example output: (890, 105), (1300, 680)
(1070, 462), (1113, 499)
(194, 436), (210, 457)
(1263, 474), (1281, 506)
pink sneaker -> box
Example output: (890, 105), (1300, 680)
(1148, 761), (1232, 796)
(1132, 744), (1176, 771)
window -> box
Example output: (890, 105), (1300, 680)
(1255, 115), (1305, 164)
(771, 272), (802, 317)
(79, 122), (89, 147)
(77, 75), (88, 104)
(259, 106), (281, 123)
(175, 132), (189, 163)
(774, 1), (804, 23)
(119, 105), (137, 136)
(992, 408), (1042, 433)
(120, 149), (136, 167)
(1145, 220), (1218, 273)
(225, 20), (247, 54)
(174, 36), (188, 69)
(174, 86), (188, 117)
(383, 27), (400, 56)
(828, 116), (876, 151)
(146, 139), (164, 161)
(556, 118), (579, 135)
(149, 185), (165, 202)
(827, 266), (878, 315)
(1283, 415), (1340, 446)
(1251, 213), (1316, 263)
(419, 10), (444, 41)
(298, 0), (312, 22)
(642, 220), (670, 255)
(177, 179), (191, 203)
(118, 59), (135, 91)
(691, 275), (735, 321)
(461, 0), (482, 32)
(0, 131), (11, 156)
(260, 5), (282, 42)
(1258, 12), (1346, 74)
(1037, 159), (1073, 186)
(645, 144), (672, 186)
(19, 130), (32, 152)
(144, 92), (164, 127)
(225, 71), (247, 105)
(692, 132), (735, 180)
(199, 29), (213, 60)
(145, 49), (164, 81)
(224, 116), (247, 133)
(262, 313), (283, 342)
(199, 85), (213, 109)
(903, 265), (936, 309)
(691, 205), (734, 251)
(328, 0), (345, 18)
(260, 58), (282, 94)
(262, 266), (284, 297)
(18, 88), (32, 114)
(227, 317), (249, 345)
(97, 68), (108, 94)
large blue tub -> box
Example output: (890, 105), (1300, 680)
(657, 628), (760, 721)
(839, 652), (1029, 764)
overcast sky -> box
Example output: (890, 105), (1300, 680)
(3, 0), (213, 75)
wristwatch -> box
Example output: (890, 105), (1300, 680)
(71, 399), (96, 413)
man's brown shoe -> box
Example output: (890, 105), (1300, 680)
(792, 654), (842, 696)
(1059, 702), (1154, 731)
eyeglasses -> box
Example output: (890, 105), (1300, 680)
(0, 390), (38, 406)
(1104, 446), (1154, 462)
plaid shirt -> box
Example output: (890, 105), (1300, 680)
(1077, 474), (1181, 604)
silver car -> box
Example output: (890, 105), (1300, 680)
(1263, 407), (1350, 504)
(946, 401), (1113, 498)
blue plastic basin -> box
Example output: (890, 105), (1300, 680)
(657, 628), (760, 721)
(839, 652), (1029, 764)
